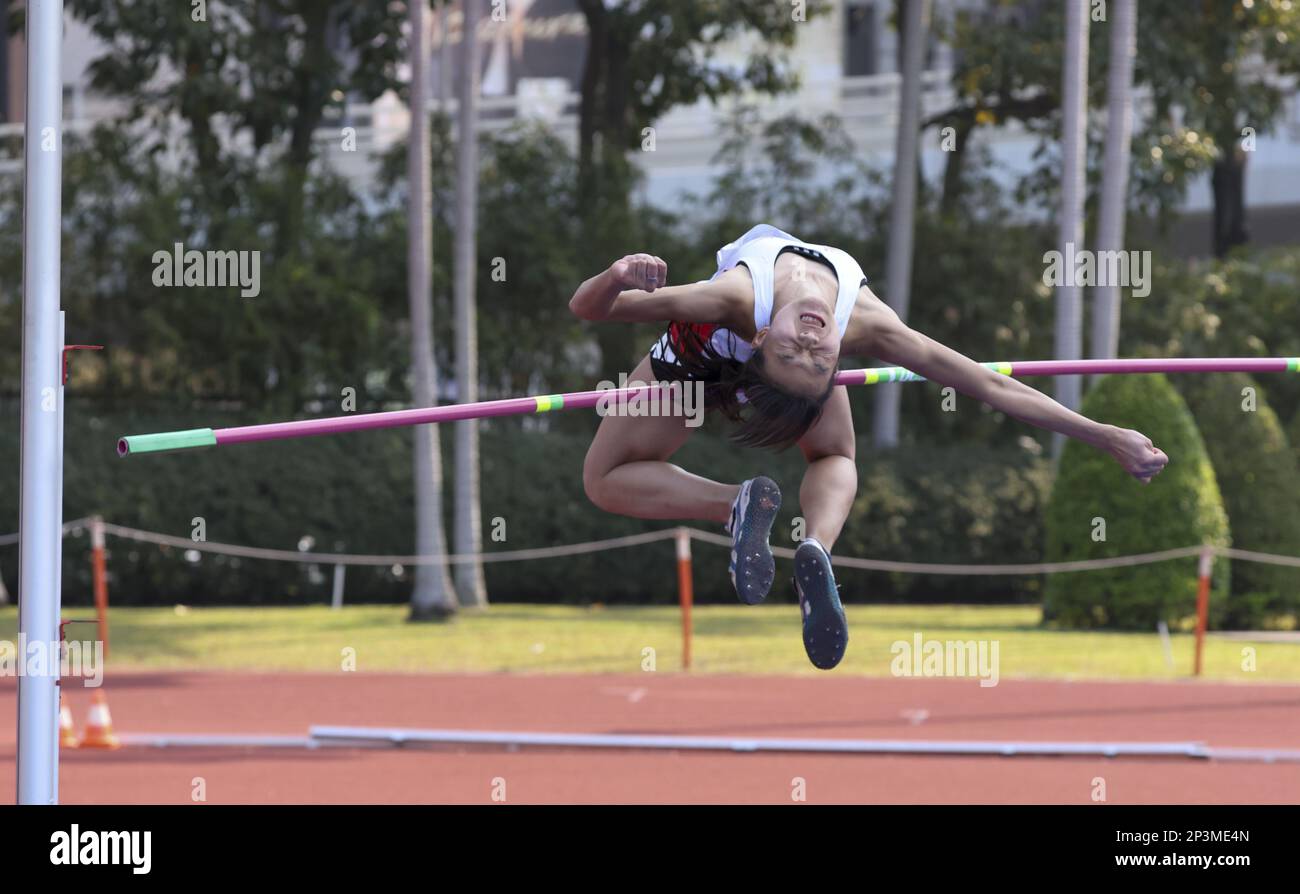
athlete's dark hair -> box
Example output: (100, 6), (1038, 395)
(669, 324), (836, 452)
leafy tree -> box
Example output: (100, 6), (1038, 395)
(690, 106), (877, 245)
(935, 0), (1300, 254)
(47, 0), (411, 253)
(474, 125), (587, 396)
(930, 1), (1076, 215)
(1118, 249), (1300, 425)
(1136, 0), (1300, 255)
(572, 0), (823, 371)
(0, 125), (408, 412)
(1178, 372), (1300, 627)
(685, 105), (1059, 445)
(574, 0), (814, 197)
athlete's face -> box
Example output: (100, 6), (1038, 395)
(752, 296), (841, 398)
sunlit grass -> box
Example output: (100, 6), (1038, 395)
(1, 603), (1294, 681)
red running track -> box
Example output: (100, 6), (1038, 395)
(2, 671), (1298, 804)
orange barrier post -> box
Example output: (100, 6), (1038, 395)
(59, 697), (79, 749)
(80, 690), (121, 750)
(1193, 546), (1214, 677)
(675, 528), (693, 671)
(57, 620), (77, 750)
(90, 516), (109, 659)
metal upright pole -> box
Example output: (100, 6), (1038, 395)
(17, 0), (65, 805)
(51, 310), (65, 805)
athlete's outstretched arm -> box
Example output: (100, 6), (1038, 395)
(857, 303), (1169, 484)
(569, 253), (750, 328)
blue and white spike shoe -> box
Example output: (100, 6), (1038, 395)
(725, 476), (781, 605)
(794, 538), (848, 670)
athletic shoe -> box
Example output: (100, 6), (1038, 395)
(793, 538), (848, 670)
(725, 476), (781, 605)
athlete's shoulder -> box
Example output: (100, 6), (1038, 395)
(712, 263), (754, 294)
(842, 283), (901, 353)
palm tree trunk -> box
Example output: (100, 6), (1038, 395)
(1211, 148), (1249, 257)
(408, 0), (457, 622)
(454, 0), (488, 607)
(1053, 0), (1089, 455)
(438, 1), (451, 110)
(872, 0), (929, 448)
(938, 116), (972, 215)
(1090, 0), (1136, 377)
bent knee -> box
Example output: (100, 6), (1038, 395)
(582, 452), (616, 512)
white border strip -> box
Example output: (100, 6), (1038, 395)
(113, 727), (1300, 764)
(307, 726), (1210, 758)
(117, 732), (319, 749)
(1202, 747), (1300, 763)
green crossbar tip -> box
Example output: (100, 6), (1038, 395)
(117, 428), (217, 457)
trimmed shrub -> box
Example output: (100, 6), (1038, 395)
(50, 403), (421, 606)
(1290, 409), (1300, 480)
(1178, 373), (1300, 628)
(831, 444), (1053, 603)
(1043, 374), (1230, 629)
(0, 403), (1052, 607)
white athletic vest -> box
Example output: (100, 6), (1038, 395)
(671, 224), (868, 363)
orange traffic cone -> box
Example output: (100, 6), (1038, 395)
(80, 690), (121, 750)
(59, 697), (80, 749)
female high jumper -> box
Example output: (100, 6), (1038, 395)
(570, 224), (1169, 670)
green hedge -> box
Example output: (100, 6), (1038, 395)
(1290, 409), (1300, 478)
(668, 437), (1053, 604)
(831, 444), (1053, 602)
(1178, 373), (1300, 628)
(1043, 374), (1230, 629)
(0, 401), (1052, 607)
(45, 403), (419, 606)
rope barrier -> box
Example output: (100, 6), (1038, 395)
(0, 519), (1293, 574)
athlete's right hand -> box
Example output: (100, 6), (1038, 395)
(611, 253), (668, 292)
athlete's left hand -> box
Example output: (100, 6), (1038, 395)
(1107, 427), (1169, 484)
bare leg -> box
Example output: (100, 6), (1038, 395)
(799, 455), (857, 548)
(589, 461), (738, 523)
(584, 354), (739, 524)
(796, 386), (857, 549)
(793, 385), (856, 670)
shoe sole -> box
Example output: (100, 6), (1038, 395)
(730, 477), (781, 605)
(794, 542), (848, 670)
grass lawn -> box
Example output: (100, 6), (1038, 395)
(1, 603), (1294, 681)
